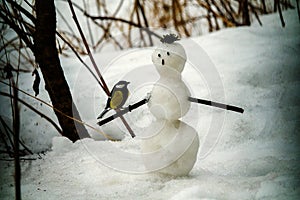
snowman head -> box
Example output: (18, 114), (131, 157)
(152, 34), (187, 74)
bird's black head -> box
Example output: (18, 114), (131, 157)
(115, 80), (130, 88)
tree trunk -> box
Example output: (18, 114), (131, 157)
(34, 0), (90, 142)
(241, 0), (250, 25)
(261, 0), (267, 14)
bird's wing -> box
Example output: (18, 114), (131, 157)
(110, 90), (123, 109)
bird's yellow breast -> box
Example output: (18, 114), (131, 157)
(110, 90), (123, 109)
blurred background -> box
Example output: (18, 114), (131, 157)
(1, 0), (296, 72)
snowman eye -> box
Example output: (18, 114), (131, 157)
(158, 54), (161, 57)
(167, 52), (170, 56)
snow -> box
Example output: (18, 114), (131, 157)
(1, 10), (300, 200)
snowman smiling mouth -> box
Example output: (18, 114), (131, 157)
(162, 59), (165, 65)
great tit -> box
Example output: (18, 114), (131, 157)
(97, 80), (130, 119)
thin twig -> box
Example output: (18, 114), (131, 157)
(84, 13), (162, 40)
(0, 115), (34, 156)
(134, 0), (146, 47)
(56, 31), (103, 88)
(261, 0), (267, 13)
(276, 0), (285, 27)
(0, 8), (34, 52)
(249, 2), (262, 26)
(136, 0), (153, 46)
(0, 117), (14, 157)
(0, 158), (37, 161)
(16, 38), (21, 85)
(0, 117), (14, 154)
(83, 0), (95, 50)
(11, 79), (21, 200)
(297, 0), (300, 22)
(67, 0), (135, 137)
(5, 0), (36, 23)
(111, 0), (124, 17)
(0, 91), (63, 135)
(56, 8), (77, 38)
(0, 36), (19, 54)
(67, 0), (109, 95)
(0, 80), (116, 140)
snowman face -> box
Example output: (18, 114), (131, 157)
(152, 42), (187, 74)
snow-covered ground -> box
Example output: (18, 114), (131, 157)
(1, 10), (300, 200)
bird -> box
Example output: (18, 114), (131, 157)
(97, 80), (130, 119)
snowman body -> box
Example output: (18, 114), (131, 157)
(149, 73), (191, 121)
(142, 38), (199, 176)
(142, 120), (199, 176)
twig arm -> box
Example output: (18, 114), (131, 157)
(188, 97), (244, 113)
(97, 98), (148, 128)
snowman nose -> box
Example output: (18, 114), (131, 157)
(162, 59), (165, 65)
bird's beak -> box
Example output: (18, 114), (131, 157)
(126, 81), (130, 84)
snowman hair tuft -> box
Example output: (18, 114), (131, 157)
(160, 34), (180, 44)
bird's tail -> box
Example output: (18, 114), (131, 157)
(97, 108), (110, 119)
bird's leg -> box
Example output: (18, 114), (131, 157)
(145, 92), (151, 102)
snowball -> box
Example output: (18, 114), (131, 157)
(141, 120), (199, 176)
(152, 42), (187, 74)
(148, 75), (191, 120)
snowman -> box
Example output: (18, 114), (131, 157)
(142, 34), (199, 176)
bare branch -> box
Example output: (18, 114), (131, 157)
(67, 0), (135, 137)
(0, 91), (63, 135)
